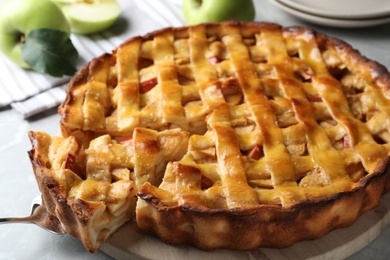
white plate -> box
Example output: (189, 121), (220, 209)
(279, 0), (390, 19)
(269, 0), (390, 28)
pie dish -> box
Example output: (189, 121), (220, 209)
(29, 21), (390, 252)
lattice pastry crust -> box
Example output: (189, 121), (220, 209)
(31, 21), (390, 252)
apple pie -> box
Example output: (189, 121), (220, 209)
(29, 21), (390, 252)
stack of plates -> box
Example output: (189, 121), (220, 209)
(268, 0), (390, 27)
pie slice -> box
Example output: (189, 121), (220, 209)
(28, 128), (188, 252)
(30, 21), (390, 252)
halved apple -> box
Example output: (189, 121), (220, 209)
(52, 0), (121, 35)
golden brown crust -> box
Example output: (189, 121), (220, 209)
(28, 127), (189, 252)
(313, 30), (390, 99)
(28, 131), (135, 253)
(137, 159), (390, 250)
(31, 21), (390, 252)
(59, 21), (390, 142)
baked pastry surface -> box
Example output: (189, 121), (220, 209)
(28, 128), (188, 252)
(30, 21), (390, 252)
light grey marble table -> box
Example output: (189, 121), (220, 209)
(1, 0), (390, 259)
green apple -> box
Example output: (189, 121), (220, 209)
(182, 0), (256, 25)
(0, 0), (70, 68)
(51, 0), (121, 35)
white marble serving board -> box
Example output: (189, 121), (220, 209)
(101, 192), (390, 260)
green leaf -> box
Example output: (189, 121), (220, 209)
(21, 28), (79, 77)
